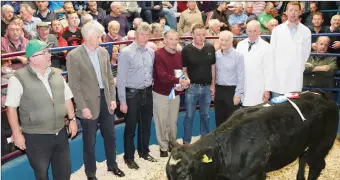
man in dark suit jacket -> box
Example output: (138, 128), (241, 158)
(139, 1), (166, 24)
(66, 20), (124, 180)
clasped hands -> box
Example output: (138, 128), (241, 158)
(176, 78), (191, 91)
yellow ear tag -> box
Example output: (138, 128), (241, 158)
(201, 154), (212, 163)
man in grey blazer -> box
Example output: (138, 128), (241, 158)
(66, 21), (125, 180)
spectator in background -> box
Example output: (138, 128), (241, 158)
(206, 19), (221, 49)
(310, 12), (327, 43)
(176, 1), (188, 13)
(48, 1), (65, 19)
(106, 20), (123, 42)
(159, 16), (171, 34)
(269, 2), (311, 97)
(245, 2), (257, 23)
(35, 22), (60, 68)
(211, 2), (229, 31)
(60, 11), (83, 47)
(139, 1), (166, 25)
(34, 1), (57, 23)
(121, 1), (140, 27)
(63, 2), (75, 15)
(11, 16), (32, 40)
(228, 2), (248, 30)
(161, 1), (177, 29)
(230, 24), (244, 48)
(81, 13), (93, 26)
(1, 4), (14, 37)
(1, 1), (20, 15)
(326, 15), (340, 67)
(103, 2), (129, 37)
(20, 3), (42, 38)
(51, 19), (64, 44)
(247, 1), (266, 16)
(178, 1), (203, 36)
(262, 18), (278, 43)
(257, 2), (274, 33)
(301, 2), (318, 27)
(132, 17), (143, 31)
(151, 23), (164, 49)
(1, 19), (29, 70)
(304, 36), (338, 99)
(87, 1), (106, 25)
(281, 12), (288, 23)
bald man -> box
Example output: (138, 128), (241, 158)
(257, 2), (274, 33)
(304, 36), (338, 99)
(214, 30), (244, 127)
(236, 20), (271, 106)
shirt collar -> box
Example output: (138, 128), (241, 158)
(286, 21), (300, 30)
(248, 37), (260, 44)
(220, 47), (234, 54)
(84, 44), (99, 55)
(132, 41), (148, 51)
(29, 64), (52, 77)
(36, 9), (51, 15)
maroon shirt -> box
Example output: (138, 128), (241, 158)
(153, 48), (183, 96)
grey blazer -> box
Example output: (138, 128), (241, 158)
(66, 45), (115, 119)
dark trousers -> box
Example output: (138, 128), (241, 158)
(23, 128), (70, 180)
(124, 86), (153, 160)
(80, 90), (117, 178)
(214, 85), (237, 128)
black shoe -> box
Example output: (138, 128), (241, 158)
(108, 167), (125, 177)
(124, 159), (139, 169)
(140, 154), (157, 162)
(87, 177), (97, 180)
(160, 150), (168, 157)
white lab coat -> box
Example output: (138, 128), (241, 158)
(236, 38), (270, 106)
(268, 22), (312, 94)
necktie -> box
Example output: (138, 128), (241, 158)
(248, 41), (255, 52)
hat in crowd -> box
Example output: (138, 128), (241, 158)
(25, 39), (53, 58)
(36, 21), (50, 28)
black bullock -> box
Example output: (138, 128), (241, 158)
(166, 91), (339, 180)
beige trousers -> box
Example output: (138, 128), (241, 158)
(152, 91), (180, 151)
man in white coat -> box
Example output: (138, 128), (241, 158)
(236, 20), (271, 106)
(269, 1), (311, 97)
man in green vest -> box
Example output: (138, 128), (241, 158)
(5, 39), (78, 180)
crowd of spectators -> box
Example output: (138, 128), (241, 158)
(1, 0), (340, 159)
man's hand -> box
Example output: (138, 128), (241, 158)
(322, 65), (331, 72)
(154, 5), (161, 10)
(120, 104), (128, 113)
(210, 85), (215, 98)
(82, 108), (93, 119)
(262, 91), (270, 103)
(233, 96), (241, 106)
(179, 79), (190, 87)
(332, 41), (340, 49)
(12, 132), (26, 150)
(68, 121), (78, 138)
(110, 101), (117, 111)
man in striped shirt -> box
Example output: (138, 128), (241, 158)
(117, 22), (157, 170)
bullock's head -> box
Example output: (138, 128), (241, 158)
(166, 135), (215, 180)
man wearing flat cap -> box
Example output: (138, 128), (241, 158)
(35, 22), (61, 68)
(5, 39), (78, 180)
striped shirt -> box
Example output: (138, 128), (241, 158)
(215, 48), (245, 97)
(117, 42), (154, 104)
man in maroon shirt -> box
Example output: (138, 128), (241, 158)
(153, 30), (190, 157)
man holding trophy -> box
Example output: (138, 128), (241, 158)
(153, 30), (190, 157)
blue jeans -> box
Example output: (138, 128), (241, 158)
(183, 84), (212, 144)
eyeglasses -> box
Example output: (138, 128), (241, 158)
(31, 49), (51, 57)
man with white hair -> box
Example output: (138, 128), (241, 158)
(1, 4), (14, 37)
(19, 3), (42, 38)
(228, 2), (248, 29)
(117, 22), (157, 169)
(81, 13), (93, 26)
(132, 17), (143, 30)
(102, 2), (129, 37)
(214, 30), (244, 127)
(105, 20), (122, 42)
(67, 20), (125, 179)
(236, 20), (271, 107)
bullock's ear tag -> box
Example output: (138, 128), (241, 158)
(201, 154), (212, 163)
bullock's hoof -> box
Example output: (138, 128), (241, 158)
(160, 150), (169, 157)
(124, 160), (139, 169)
(141, 154), (158, 162)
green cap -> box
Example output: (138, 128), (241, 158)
(25, 39), (52, 58)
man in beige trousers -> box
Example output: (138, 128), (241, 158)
(152, 30), (190, 157)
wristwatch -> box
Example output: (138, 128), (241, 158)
(68, 117), (76, 122)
